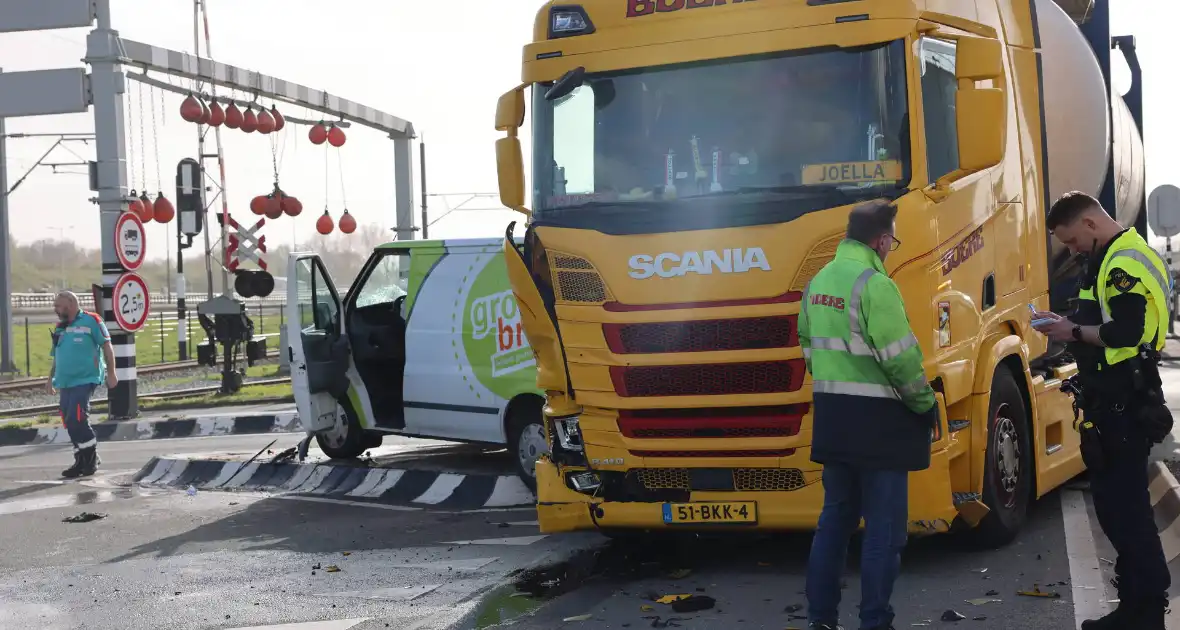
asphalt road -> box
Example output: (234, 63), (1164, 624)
(2, 392), (1180, 628)
(0, 434), (602, 630)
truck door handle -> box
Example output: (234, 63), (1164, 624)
(288, 346), (294, 362)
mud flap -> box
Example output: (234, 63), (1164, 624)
(503, 222), (573, 397)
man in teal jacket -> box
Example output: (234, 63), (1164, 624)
(802, 199), (938, 630)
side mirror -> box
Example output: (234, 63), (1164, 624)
(956, 37), (1002, 81)
(954, 37), (1004, 174)
(496, 136), (528, 215)
(956, 88), (1004, 172)
(495, 85), (529, 215)
(495, 88), (526, 132)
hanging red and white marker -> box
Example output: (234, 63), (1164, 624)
(153, 192), (175, 223)
(137, 190), (155, 223)
(208, 101), (226, 127)
(180, 94), (203, 123)
(250, 195), (268, 216)
(316, 210), (334, 235)
(338, 209), (356, 234)
(224, 102), (243, 129)
(281, 195), (302, 217)
(241, 107), (258, 133)
(328, 125), (346, 147)
(271, 106), (285, 132)
(257, 108), (275, 134)
(309, 122), (328, 145)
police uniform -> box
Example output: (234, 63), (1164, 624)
(1068, 228), (1172, 629)
(800, 238), (938, 630)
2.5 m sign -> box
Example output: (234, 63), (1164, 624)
(627, 0), (758, 18)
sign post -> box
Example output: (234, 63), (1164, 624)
(1148, 184), (1180, 337)
(174, 157), (203, 360)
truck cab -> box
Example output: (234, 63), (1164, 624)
(285, 238), (549, 489)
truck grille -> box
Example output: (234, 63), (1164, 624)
(633, 468), (806, 492)
(603, 316), (798, 354)
(617, 405), (808, 439)
(610, 360), (806, 397)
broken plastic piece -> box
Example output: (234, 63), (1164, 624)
(62, 512), (107, 523)
(666, 568), (692, 579)
(325, 565), (340, 573)
(966, 597), (1002, 605)
(563, 614), (593, 622)
(655, 594), (691, 604)
(941, 609), (966, 621)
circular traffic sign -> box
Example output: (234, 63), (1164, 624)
(113, 211), (147, 270)
(1149, 185), (1180, 239)
(112, 272), (151, 333)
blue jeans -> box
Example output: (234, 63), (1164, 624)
(806, 462), (909, 629)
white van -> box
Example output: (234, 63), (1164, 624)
(285, 237), (549, 489)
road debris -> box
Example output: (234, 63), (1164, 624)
(324, 565), (341, 573)
(666, 568), (692, 579)
(62, 512), (106, 523)
(965, 598), (1001, 605)
(563, 613), (593, 622)
(1017, 585), (1061, 598)
(185, 485), (197, 496)
(655, 595), (691, 604)
(941, 609), (966, 621)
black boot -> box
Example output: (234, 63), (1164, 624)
(78, 447), (98, 476)
(61, 450), (85, 478)
(1080, 605), (1126, 630)
(1122, 597), (1167, 630)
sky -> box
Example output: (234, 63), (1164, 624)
(0, 0), (1174, 263)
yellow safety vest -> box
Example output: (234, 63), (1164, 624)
(1084, 229), (1170, 365)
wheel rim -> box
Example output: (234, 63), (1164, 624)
(321, 406), (349, 449)
(992, 403), (1022, 509)
(517, 423), (549, 479)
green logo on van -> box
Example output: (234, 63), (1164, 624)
(462, 252), (537, 399)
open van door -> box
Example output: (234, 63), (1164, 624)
(286, 253), (374, 459)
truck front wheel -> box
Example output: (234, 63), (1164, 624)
(969, 365), (1034, 548)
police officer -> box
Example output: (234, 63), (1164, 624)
(801, 199), (939, 630)
(1034, 191), (1172, 629)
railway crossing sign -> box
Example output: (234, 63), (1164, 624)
(113, 211), (146, 271)
(112, 272), (150, 333)
(227, 216), (267, 271)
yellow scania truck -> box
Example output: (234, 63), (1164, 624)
(492, 0), (1147, 545)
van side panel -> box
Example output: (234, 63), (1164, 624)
(401, 241), (541, 443)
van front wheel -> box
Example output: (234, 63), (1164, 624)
(507, 398), (547, 492)
(316, 405), (367, 460)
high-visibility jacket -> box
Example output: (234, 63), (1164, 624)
(800, 239), (936, 471)
(1073, 228), (1169, 376)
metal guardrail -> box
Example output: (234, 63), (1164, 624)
(12, 292), (285, 310)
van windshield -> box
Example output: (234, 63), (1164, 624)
(530, 40), (911, 214)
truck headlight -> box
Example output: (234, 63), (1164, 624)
(552, 415), (584, 452)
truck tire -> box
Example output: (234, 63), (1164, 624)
(316, 405), (367, 460)
(970, 365), (1034, 548)
(507, 397), (547, 493)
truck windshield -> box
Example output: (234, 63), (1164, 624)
(531, 40), (910, 214)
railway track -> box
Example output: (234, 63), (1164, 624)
(0, 376), (293, 419)
(0, 350), (280, 395)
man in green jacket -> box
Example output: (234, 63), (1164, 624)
(802, 199), (937, 630)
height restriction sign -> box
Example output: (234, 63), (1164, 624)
(114, 211), (146, 271)
(112, 272), (150, 333)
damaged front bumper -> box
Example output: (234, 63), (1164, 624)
(534, 456), (966, 537)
